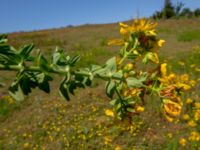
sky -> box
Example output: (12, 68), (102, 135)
(0, 0), (200, 33)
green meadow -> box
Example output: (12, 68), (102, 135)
(0, 18), (200, 150)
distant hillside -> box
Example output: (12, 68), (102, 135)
(7, 18), (200, 66)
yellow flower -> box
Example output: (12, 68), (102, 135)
(182, 114), (190, 121)
(186, 98), (193, 104)
(23, 143), (30, 149)
(119, 22), (129, 37)
(163, 99), (182, 117)
(189, 131), (200, 141)
(179, 138), (187, 147)
(115, 145), (122, 150)
(194, 110), (200, 121)
(160, 63), (167, 76)
(124, 63), (134, 71)
(105, 109), (114, 117)
(147, 52), (159, 64)
(104, 136), (112, 145)
(119, 19), (157, 39)
(157, 39), (165, 47)
(189, 80), (196, 87)
(135, 105), (145, 113)
(164, 111), (174, 122)
(194, 102), (200, 108)
(187, 120), (196, 127)
(180, 74), (189, 82)
(176, 83), (191, 91)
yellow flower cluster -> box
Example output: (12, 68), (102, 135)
(108, 18), (165, 53)
(189, 131), (200, 141)
(159, 63), (195, 122)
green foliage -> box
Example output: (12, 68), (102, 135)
(194, 8), (200, 17)
(177, 30), (200, 42)
(163, 0), (176, 19)
(0, 96), (21, 121)
(0, 35), (98, 101)
(151, 0), (199, 19)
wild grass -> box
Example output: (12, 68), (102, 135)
(177, 30), (200, 42)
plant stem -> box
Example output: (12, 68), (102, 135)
(0, 64), (121, 81)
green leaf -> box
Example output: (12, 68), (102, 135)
(0, 34), (8, 44)
(36, 73), (53, 93)
(106, 80), (116, 98)
(112, 70), (123, 79)
(127, 107), (135, 113)
(105, 57), (117, 72)
(0, 44), (20, 65)
(109, 99), (120, 105)
(59, 84), (70, 101)
(9, 81), (24, 101)
(19, 75), (32, 95)
(38, 54), (50, 72)
(59, 76), (70, 100)
(126, 73), (147, 88)
(126, 77), (144, 88)
(51, 48), (62, 65)
(69, 55), (80, 66)
(19, 44), (34, 60)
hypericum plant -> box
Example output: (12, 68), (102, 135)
(0, 19), (195, 121)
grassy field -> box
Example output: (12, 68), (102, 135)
(0, 18), (200, 150)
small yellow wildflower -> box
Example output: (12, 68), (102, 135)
(135, 105), (145, 113)
(186, 98), (193, 104)
(179, 138), (187, 147)
(189, 80), (196, 87)
(182, 114), (190, 121)
(160, 63), (167, 76)
(157, 39), (165, 47)
(187, 120), (196, 127)
(194, 102), (200, 108)
(180, 74), (189, 82)
(147, 52), (159, 64)
(23, 142), (30, 149)
(115, 145), (122, 150)
(104, 136), (112, 145)
(194, 110), (200, 121)
(189, 131), (200, 141)
(105, 109), (114, 117)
